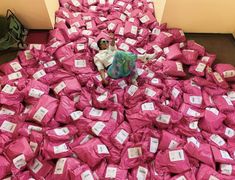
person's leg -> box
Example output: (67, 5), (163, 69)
(137, 52), (157, 63)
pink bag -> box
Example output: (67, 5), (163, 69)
(155, 148), (191, 174)
(155, 31), (174, 48)
(181, 49), (198, 65)
(83, 107), (113, 121)
(208, 71), (229, 89)
(200, 53), (216, 66)
(0, 155), (11, 179)
(54, 44), (74, 62)
(70, 164), (95, 180)
(183, 93), (203, 108)
(214, 63), (235, 82)
(163, 43), (182, 60)
(213, 95), (234, 113)
(187, 40), (205, 56)
(103, 164), (128, 179)
(189, 62), (207, 77)
(211, 146), (235, 164)
(0, 58), (23, 75)
(73, 138), (110, 168)
(0, 70), (27, 86)
(124, 21), (138, 38)
(183, 79), (202, 96)
(139, 10), (156, 26)
(219, 164), (235, 176)
(168, 28), (186, 43)
(163, 61), (186, 77)
(202, 131), (227, 149)
(18, 50), (38, 67)
(54, 96), (76, 124)
(179, 103), (204, 119)
(170, 171), (196, 180)
(27, 95), (59, 126)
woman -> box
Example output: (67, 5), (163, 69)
(94, 33), (156, 86)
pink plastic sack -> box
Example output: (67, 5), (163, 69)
(18, 50), (38, 67)
(189, 62), (207, 77)
(54, 44), (74, 62)
(200, 53), (216, 66)
(155, 31), (174, 48)
(179, 103), (204, 119)
(124, 21), (138, 38)
(163, 43), (182, 60)
(214, 63), (235, 82)
(129, 165), (151, 180)
(70, 164), (95, 180)
(213, 95), (234, 113)
(219, 164), (235, 176)
(0, 58), (23, 75)
(139, 10), (156, 27)
(103, 164), (128, 179)
(163, 61), (186, 77)
(208, 71), (229, 89)
(183, 79), (202, 96)
(168, 28), (186, 43)
(181, 49), (198, 65)
(202, 131), (227, 149)
(187, 40), (205, 56)
(83, 107), (113, 122)
(211, 146), (235, 164)
(0, 155), (11, 179)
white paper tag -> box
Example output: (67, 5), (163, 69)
(164, 47), (169, 54)
(187, 137), (200, 148)
(105, 167), (117, 178)
(189, 121), (199, 130)
(68, 27), (77, 35)
(118, 80), (127, 89)
(125, 38), (136, 45)
(120, 14), (126, 21)
(195, 63), (206, 72)
(168, 140), (179, 150)
(53, 143), (69, 154)
(108, 23), (115, 30)
(51, 41), (61, 48)
(151, 78), (159, 84)
(33, 69), (46, 80)
(0, 120), (16, 133)
(131, 26), (138, 35)
(163, 32), (172, 37)
(10, 62), (22, 72)
(169, 149), (185, 162)
(201, 56), (210, 62)
(129, 18), (134, 23)
(210, 134), (226, 146)
(206, 107), (219, 116)
(8, 72), (22, 80)
(136, 48), (146, 54)
(80, 134), (93, 145)
(24, 50), (33, 60)
(44, 60), (56, 68)
(33, 107), (48, 122)
(54, 81), (66, 94)
(29, 141), (38, 152)
(13, 154), (26, 169)
(141, 102), (155, 111)
(128, 147), (142, 159)
(89, 108), (103, 117)
(70, 111), (83, 121)
(54, 158), (67, 174)
(118, 27), (124, 35)
(221, 164), (232, 175)
(82, 30), (92, 36)
(30, 158), (43, 174)
(126, 3), (132, 10)
(97, 144), (109, 154)
(223, 70), (235, 78)
(140, 15), (150, 23)
(187, 108), (200, 117)
(99, 0), (105, 4)
(86, 21), (93, 29)
(156, 114), (170, 124)
(115, 129), (129, 144)
(137, 166), (148, 180)
(92, 121), (106, 136)
(0, 107), (15, 115)
(220, 150), (233, 160)
(145, 88), (156, 97)
(111, 111), (118, 121)
(28, 125), (42, 134)
(189, 96), (202, 105)
(75, 59), (86, 68)
(214, 72), (224, 83)
(147, 71), (155, 78)
(172, 87), (180, 98)
(150, 137), (159, 153)
(209, 175), (219, 180)
(137, 68), (144, 75)
(81, 170), (94, 180)
(223, 95), (233, 106)
(117, 1), (125, 6)
(176, 62), (183, 72)
(225, 127), (235, 138)
(54, 127), (69, 136)
(71, 0), (80, 7)
(2, 84), (16, 94)
(227, 91), (235, 101)
(153, 45), (162, 52)
(127, 85), (138, 96)
(119, 43), (129, 51)
(29, 88), (44, 98)
(97, 92), (108, 102)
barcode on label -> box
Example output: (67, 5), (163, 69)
(33, 107), (48, 122)
(0, 108), (15, 115)
(54, 81), (66, 94)
(92, 121), (105, 136)
(75, 59), (87, 68)
(44, 61), (56, 68)
(195, 63), (206, 72)
(105, 167), (117, 178)
(33, 70), (46, 80)
(141, 102), (155, 111)
(30, 158), (43, 173)
(140, 15), (150, 23)
(156, 114), (170, 124)
(13, 154), (26, 169)
(53, 143), (69, 154)
(131, 26), (138, 35)
(54, 158), (67, 174)
(115, 129), (129, 144)
(29, 88), (44, 98)
(137, 166), (148, 180)
(168, 140), (179, 150)
(97, 144), (109, 154)
(210, 134), (225, 146)
(127, 85), (138, 96)
(54, 127), (70, 136)
(8, 72), (22, 80)
(70, 111), (83, 121)
(2, 84), (17, 94)
(223, 70), (235, 78)
(0, 120), (16, 133)
(128, 147), (142, 159)
(150, 137), (159, 153)
(169, 149), (185, 162)
(89, 108), (103, 117)
(10, 62), (22, 72)
(81, 170), (94, 180)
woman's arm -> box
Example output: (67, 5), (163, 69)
(99, 69), (109, 86)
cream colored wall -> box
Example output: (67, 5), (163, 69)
(154, 0), (235, 34)
(0, 0), (59, 29)
(154, 0), (166, 24)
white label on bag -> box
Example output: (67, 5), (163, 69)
(0, 120), (16, 133)
(44, 60), (56, 68)
(81, 170), (94, 180)
(187, 137), (200, 148)
(191, 81), (201, 89)
(220, 150), (233, 159)
(70, 111), (83, 121)
(2, 84), (16, 94)
(227, 91), (235, 101)
(156, 114), (170, 124)
(80, 134), (93, 145)
(30, 158), (43, 173)
(223, 95), (233, 106)
(82, 30), (92, 36)
(153, 45), (162, 52)
(88, 0), (96, 5)
(51, 41), (61, 48)
(54, 158), (67, 174)
(115, 129), (129, 144)
(8, 72), (22, 80)
(54, 127), (69, 136)
(179, 30), (184, 36)
(118, 80), (127, 89)
(10, 62), (22, 72)
(119, 43), (129, 51)
(152, 28), (161, 35)
(97, 144), (109, 154)
(33, 69), (46, 80)
(111, 111), (118, 121)
(86, 21), (93, 29)
(71, 0), (80, 7)
(210, 134), (226, 146)
(150, 137), (159, 153)
(221, 164), (232, 175)
(125, 38), (136, 45)
(151, 78), (159, 84)
(189, 121), (199, 131)
(195, 63), (206, 72)
(68, 27), (77, 35)
(225, 127), (235, 138)
(24, 50), (33, 60)
(223, 70), (235, 78)
(108, 23), (115, 30)
(128, 147), (142, 159)
(13, 154), (26, 169)
(168, 140), (179, 150)
(92, 121), (105, 136)
(187, 108), (200, 117)
(147, 71), (155, 78)
(129, 18), (134, 23)
(136, 48), (146, 54)
(145, 88), (156, 97)
(169, 149), (185, 162)
(0, 108), (15, 115)
(28, 125), (42, 134)
(190, 96), (202, 105)
(120, 14), (126, 21)
(214, 72), (223, 83)
(141, 102), (155, 111)
(54, 143), (68, 154)
(164, 47), (169, 54)
(62, 11), (69, 18)
(176, 176), (187, 180)
(127, 85), (138, 96)
(76, 44), (85, 51)
(119, 27), (124, 35)
(29, 141), (38, 152)
(100, 0), (105, 4)
(105, 167), (117, 178)
(117, 1), (125, 6)
(75, 59), (86, 68)
(163, 32), (172, 37)
(172, 87), (180, 98)
(33, 107), (48, 122)
(137, 166), (148, 180)
(137, 68), (144, 75)
(131, 26), (138, 35)
(206, 107), (219, 116)
(126, 3), (132, 10)
(209, 175), (219, 180)
(176, 62), (183, 72)
(97, 92), (108, 102)
(140, 15), (150, 23)
(54, 81), (66, 94)
(89, 108), (103, 117)
(29, 88), (44, 98)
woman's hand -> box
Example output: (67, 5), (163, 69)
(102, 79), (109, 86)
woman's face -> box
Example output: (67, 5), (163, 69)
(99, 39), (109, 50)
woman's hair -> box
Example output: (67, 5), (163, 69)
(97, 39), (103, 49)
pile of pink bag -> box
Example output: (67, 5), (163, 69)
(1, 0), (235, 179)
